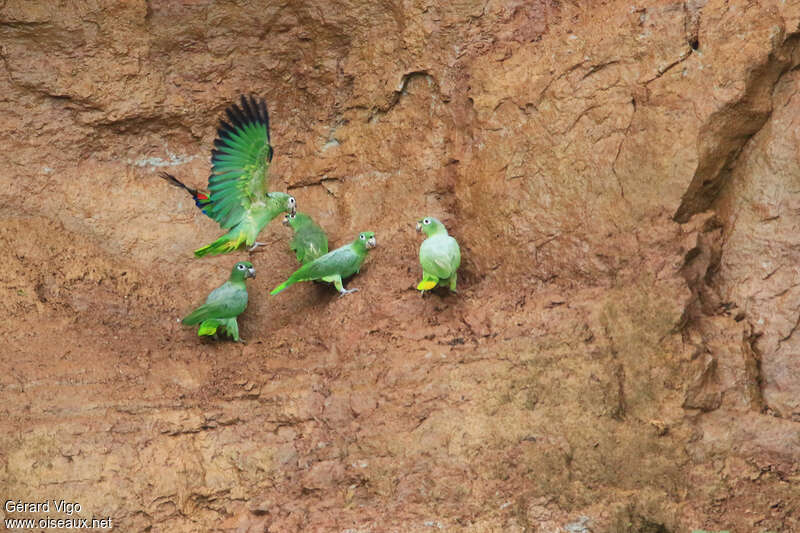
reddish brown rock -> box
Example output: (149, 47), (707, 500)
(2, 0), (800, 531)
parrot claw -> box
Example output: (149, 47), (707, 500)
(338, 288), (359, 297)
(248, 242), (267, 252)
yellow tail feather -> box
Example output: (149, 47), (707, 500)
(417, 280), (437, 291)
(197, 322), (218, 336)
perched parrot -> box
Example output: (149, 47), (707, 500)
(416, 216), (461, 293)
(159, 171), (213, 216)
(282, 212), (329, 265)
(270, 231), (376, 296)
(180, 95), (297, 257)
(181, 261), (256, 342)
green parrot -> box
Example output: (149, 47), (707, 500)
(270, 231), (377, 296)
(193, 95), (297, 257)
(282, 212), (329, 265)
(416, 217), (461, 293)
(182, 261), (255, 341)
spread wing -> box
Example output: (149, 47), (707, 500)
(207, 95), (273, 229)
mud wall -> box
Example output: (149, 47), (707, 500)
(1, 0), (799, 531)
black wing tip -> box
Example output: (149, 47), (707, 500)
(211, 95), (272, 165)
(240, 94), (269, 125)
(219, 94), (270, 135)
(218, 118), (236, 136)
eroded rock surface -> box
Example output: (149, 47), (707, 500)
(1, 0), (799, 531)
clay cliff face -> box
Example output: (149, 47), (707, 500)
(1, 0), (799, 531)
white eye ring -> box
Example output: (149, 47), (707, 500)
(289, 197), (296, 205)
(237, 264), (245, 270)
(423, 218), (431, 225)
(360, 234), (366, 240)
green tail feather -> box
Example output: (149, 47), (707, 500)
(270, 265), (310, 295)
(182, 305), (210, 325)
(194, 231), (246, 257)
(270, 279), (294, 295)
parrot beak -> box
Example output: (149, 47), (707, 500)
(290, 205), (297, 215)
(246, 267), (256, 279)
(367, 236), (377, 249)
(416, 222), (422, 232)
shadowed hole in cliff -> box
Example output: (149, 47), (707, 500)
(674, 34), (800, 223)
(681, 34), (800, 419)
(368, 70), (437, 124)
(88, 110), (213, 137)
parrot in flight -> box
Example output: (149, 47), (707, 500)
(182, 261), (255, 342)
(270, 231), (376, 296)
(159, 171), (213, 216)
(416, 217), (461, 293)
(282, 212), (329, 265)
(163, 95), (297, 257)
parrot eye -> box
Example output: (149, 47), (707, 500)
(237, 264), (245, 270)
(423, 218), (431, 225)
(359, 234), (366, 240)
(288, 197), (296, 206)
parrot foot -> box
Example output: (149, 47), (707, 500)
(248, 242), (267, 252)
(338, 288), (360, 297)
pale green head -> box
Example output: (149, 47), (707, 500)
(268, 192), (297, 215)
(230, 261), (256, 282)
(282, 212), (312, 230)
(353, 231), (377, 251)
(416, 216), (447, 237)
